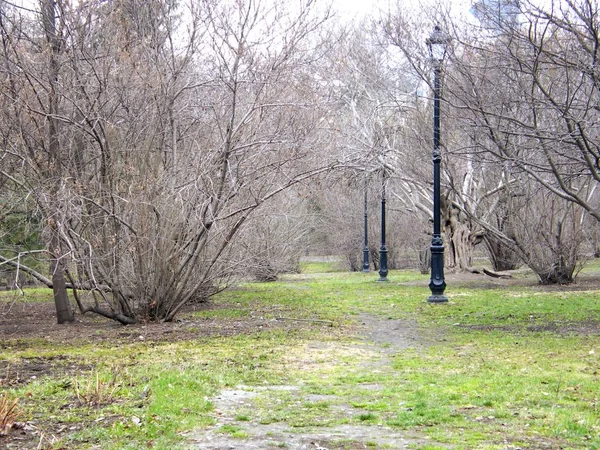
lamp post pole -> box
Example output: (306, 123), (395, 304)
(427, 26), (448, 303)
(362, 181), (370, 272)
(378, 169), (388, 282)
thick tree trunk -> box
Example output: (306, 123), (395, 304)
(50, 233), (74, 324)
(51, 267), (73, 323)
(449, 223), (474, 270)
(443, 197), (484, 271)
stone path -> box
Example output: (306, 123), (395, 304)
(185, 315), (449, 449)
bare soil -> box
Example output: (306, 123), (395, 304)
(184, 313), (447, 450)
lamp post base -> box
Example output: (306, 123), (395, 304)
(362, 248), (370, 272)
(428, 238), (447, 302)
(427, 294), (448, 303)
(378, 246), (388, 282)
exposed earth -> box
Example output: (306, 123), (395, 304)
(0, 304), (435, 448)
(2, 271), (600, 449)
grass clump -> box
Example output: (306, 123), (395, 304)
(0, 394), (21, 436)
(219, 423), (248, 438)
(74, 368), (123, 407)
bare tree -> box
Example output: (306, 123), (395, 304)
(0, 0), (75, 321)
(378, 1), (600, 282)
(0, 0), (342, 323)
(379, 9), (496, 273)
(441, 0), (600, 282)
(234, 190), (319, 281)
(311, 22), (435, 270)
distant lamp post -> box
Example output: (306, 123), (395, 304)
(378, 168), (389, 282)
(362, 179), (370, 272)
(426, 25), (449, 302)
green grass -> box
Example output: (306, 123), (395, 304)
(1, 265), (600, 449)
(298, 258), (346, 274)
(0, 287), (54, 302)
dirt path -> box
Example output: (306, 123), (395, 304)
(185, 315), (449, 450)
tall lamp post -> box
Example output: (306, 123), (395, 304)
(378, 168), (389, 282)
(362, 178), (370, 272)
(426, 25), (449, 303)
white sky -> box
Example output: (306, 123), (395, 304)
(9, 0), (553, 25)
(335, 0), (554, 19)
(7, 0), (488, 20)
(333, 0), (475, 22)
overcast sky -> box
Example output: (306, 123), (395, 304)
(333, 0), (475, 21)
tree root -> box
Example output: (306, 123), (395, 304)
(275, 317), (334, 326)
(466, 267), (512, 279)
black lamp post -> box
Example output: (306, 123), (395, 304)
(426, 25), (449, 303)
(378, 168), (388, 282)
(362, 180), (370, 272)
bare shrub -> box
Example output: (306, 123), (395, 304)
(507, 186), (586, 284)
(0, 394), (21, 436)
(234, 194), (316, 282)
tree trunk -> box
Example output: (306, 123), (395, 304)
(449, 223), (474, 270)
(484, 235), (522, 271)
(50, 232), (74, 323)
(443, 197), (483, 271)
(42, 0), (73, 324)
(537, 266), (574, 285)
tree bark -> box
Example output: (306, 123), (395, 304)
(42, 0), (74, 324)
(443, 196), (484, 271)
(50, 233), (73, 323)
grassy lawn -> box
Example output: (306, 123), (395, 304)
(1, 263), (599, 449)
